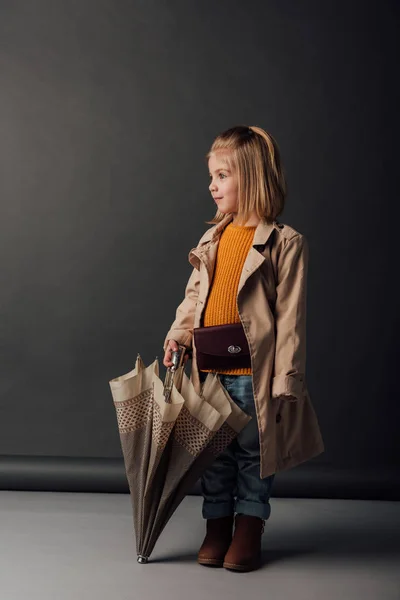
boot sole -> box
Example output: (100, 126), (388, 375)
(198, 557), (224, 567)
(223, 559), (261, 572)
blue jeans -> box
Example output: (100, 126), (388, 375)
(199, 371), (275, 521)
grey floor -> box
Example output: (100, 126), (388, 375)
(1, 491), (399, 600)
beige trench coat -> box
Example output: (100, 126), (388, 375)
(163, 212), (325, 478)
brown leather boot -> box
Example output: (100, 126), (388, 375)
(223, 514), (265, 572)
(197, 515), (234, 567)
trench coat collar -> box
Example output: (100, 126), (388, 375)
(194, 212), (276, 250)
(188, 212), (277, 278)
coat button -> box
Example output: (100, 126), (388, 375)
(276, 413), (281, 423)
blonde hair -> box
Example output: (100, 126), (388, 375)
(205, 125), (287, 226)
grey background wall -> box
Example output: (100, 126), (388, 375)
(0, 0), (398, 496)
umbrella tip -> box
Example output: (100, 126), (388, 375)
(137, 555), (148, 564)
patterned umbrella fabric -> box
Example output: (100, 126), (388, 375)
(109, 348), (251, 563)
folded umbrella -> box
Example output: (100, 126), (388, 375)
(109, 347), (251, 563)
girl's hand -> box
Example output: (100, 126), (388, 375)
(163, 339), (191, 368)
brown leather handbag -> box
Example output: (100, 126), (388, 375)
(193, 322), (251, 371)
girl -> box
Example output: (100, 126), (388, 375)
(162, 125), (324, 572)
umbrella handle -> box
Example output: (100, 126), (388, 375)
(171, 345), (186, 370)
(163, 344), (186, 402)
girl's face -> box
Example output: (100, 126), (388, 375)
(208, 153), (238, 214)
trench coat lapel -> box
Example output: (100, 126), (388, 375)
(188, 213), (276, 296)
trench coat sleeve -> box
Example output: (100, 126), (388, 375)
(271, 234), (309, 402)
(162, 266), (200, 353)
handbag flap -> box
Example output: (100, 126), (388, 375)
(193, 323), (250, 357)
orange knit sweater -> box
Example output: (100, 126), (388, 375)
(200, 222), (256, 375)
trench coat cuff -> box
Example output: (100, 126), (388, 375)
(163, 331), (192, 353)
(271, 374), (305, 401)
